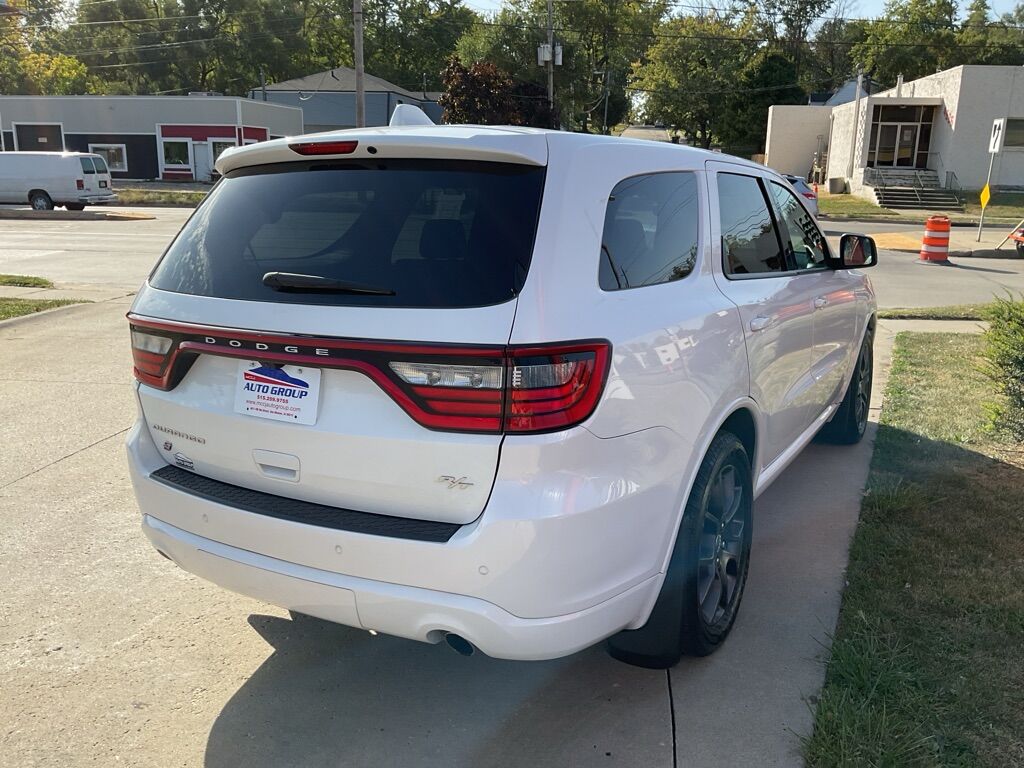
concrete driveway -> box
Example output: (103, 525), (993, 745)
(0, 298), (880, 767)
(0, 210), (894, 767)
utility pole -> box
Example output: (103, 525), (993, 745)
(353, 0), (365, 128)
(602, 69), (612, 135)
(259, 66), (267, 102)
(546, 0), (554, 116)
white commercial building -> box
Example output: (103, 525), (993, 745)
(764, 65), (1024, 209)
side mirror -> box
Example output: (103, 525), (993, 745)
(833, 233), (878, 269)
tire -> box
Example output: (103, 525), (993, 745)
(607, 431), (753, 668)
(29, 191), (53, 211)
(65, 203), (86, 211)
(1015, 241), (1024, 259)
(818, 328), (874, 445)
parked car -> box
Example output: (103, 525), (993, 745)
(126, 111), (877, 669)
(784, 174), (819, 217)
(0, 151), (117, 210)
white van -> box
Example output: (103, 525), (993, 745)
(0, 151), (117, 210)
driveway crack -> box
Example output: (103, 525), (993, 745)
(0, 427), (129, 491)
(667, 669), (678, 768)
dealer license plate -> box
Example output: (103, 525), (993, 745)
(233, 361), (321, 425)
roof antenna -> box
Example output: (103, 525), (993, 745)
(390, 104), (434, 127)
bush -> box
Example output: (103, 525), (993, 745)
(983, 295), (1024, 439)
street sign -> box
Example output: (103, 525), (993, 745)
(980, 183), (991, 209)
(990, 118), (1006, 154)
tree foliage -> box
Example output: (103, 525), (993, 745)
(438, 57), (554, 126)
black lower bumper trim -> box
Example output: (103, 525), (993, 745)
(149, 465), (461, 543)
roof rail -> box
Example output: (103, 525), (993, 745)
(389, 104), (435, 127)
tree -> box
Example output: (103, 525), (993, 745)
(632, 14), (754, 148)
(721, 50), (805, 154)
(851, 0), (958, 84)
(438, 57), (554, 126)
(20, 52), (89, 94)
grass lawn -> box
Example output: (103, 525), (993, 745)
(805, 332), (1024, 766)
(963, 190), (1024, 222)
(0, 298), (82, 321)
(818, 194), (899, 218)
(0, 274), (53, 288)
(114, 188), (207, 207)
(878, 303), (993, 321)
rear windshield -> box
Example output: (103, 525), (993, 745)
(149, 159), (546, 308)
(79, 157), (95, 174)
(91, 155), (109, 174)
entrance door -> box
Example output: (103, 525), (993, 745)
(875, 124), (898, 166)
(895, 124), (918, 167)
(193, 142), (213, 181)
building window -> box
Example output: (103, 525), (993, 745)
(162, 139), (190, 168)
(88, 143), (127, 173)
(212, 140), (235, 162)
(1005, 119), (1024, 148)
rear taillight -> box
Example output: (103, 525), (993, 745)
(76, 179), (84, 190)
(128, 315), (610, 435)
(803, 191), (816, 200)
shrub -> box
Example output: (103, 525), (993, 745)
(982, 295), (1024, 439)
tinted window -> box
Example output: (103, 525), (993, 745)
(91, 155), (109, 174)
(79, 157), (96, 174)
(717, 173), (785, 276)
(769, 182), (828, 270)
(149, 160), (545, 308)
(599, 172), (699, 290)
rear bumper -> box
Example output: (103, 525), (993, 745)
(143, 513), (658, 660)
(127, 402), (692, 659)
(74, 193), (118, 204)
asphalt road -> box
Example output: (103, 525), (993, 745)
(1, 209), (1023, 308)
(0, 208), (896, 766)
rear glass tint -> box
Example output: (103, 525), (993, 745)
(149, 159), (546, 308)
(79, 157), (96, 174)
(91, 155), (109, 174)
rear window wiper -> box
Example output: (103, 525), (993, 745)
(262, 272), (396, 296)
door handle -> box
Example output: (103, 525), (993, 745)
(813, 296), (829, 309)
(749, 316), (772, 332)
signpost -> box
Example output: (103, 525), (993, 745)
(978, 118), (1005, 241)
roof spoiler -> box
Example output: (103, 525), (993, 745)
(389, 104), (435, 127)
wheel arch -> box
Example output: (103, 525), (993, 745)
(27, 188), (50, 201)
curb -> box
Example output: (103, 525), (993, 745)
(0, 300), (94, 330)
(886, 246), (1021, 259)
(0, 209), (154, 222)
(819, 214), (1019, 228)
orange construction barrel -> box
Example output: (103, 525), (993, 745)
(919, 215), (951, 264)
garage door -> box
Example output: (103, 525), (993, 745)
(15, 124), (64, 151)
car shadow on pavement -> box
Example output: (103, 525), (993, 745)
(203, 614), (673, 768)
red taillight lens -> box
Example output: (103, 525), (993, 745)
(127, 315), (610, 434)
(130, 329), (176, 387)
(76, 179), (84, 190)
(506, 344), (609, 432)
(288, 140), (359, 156)
(803, 191), (816, 200)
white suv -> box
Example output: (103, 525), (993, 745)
(126, 113), (877, 668)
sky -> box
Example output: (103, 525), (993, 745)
(466, 0), (1022, 21)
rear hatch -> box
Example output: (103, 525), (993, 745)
(129, 151), (546, 525)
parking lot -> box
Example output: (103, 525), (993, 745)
(0, 210), (1019, 767)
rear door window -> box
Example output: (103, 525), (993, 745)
(599, 172), (700, 291)
(149, 160), (546, 308)
(717, 173), (786, 276)
(79, 157), (96, 174)
(91, 155), (109, 175)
